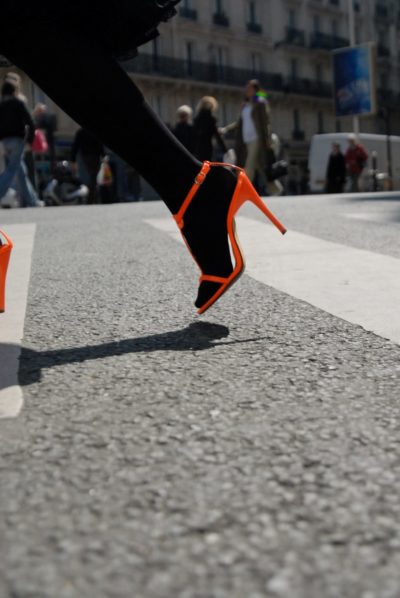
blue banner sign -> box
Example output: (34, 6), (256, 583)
(333, 44), (377, 117)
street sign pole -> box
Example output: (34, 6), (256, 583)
(348, 0), (360, 136)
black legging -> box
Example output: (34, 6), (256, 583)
(2, 21), (201, 214)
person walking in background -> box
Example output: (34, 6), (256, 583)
(33, 103), (58, 170)
(172, 105), (195, 153)
(122, 164), (143, 202)
(223, 80), (282, 196)
(193, 96), (227, 162)
(286, 160), (301, 196)
(345, 134), (368, 192)
(4, 71), (28, 104)
(71, 127), (104, 204)
(3, 72), (40, 191)
(0, 81), (42, 207)
(325, 142), (346, 194)
(0, 130), (25, 202)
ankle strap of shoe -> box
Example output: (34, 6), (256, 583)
(174, 161), (244, 230)
(173, 161), (212, 230)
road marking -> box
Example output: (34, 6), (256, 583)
(0, 224), (36, 418)
(146, 216), (400, 345)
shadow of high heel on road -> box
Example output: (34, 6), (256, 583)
(1, 321), (266, 389)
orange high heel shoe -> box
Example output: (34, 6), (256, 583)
(0, 229), (13, 313)
(174, 161), (287, 314)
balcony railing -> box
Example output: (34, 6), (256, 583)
(213, 12), (230, 27)
(284, 77), (332, 97)
(179, 6), (198, 20)
(377, 43), (390, 58)
(292, 129), (306, 141)
(123, 54), (333, 99)
(376, 89), (400, 108)
(375, 4), (389, 19)
(247, 22), (263, 34)
(310, 31), (349, 50)
(285, 26), (306, 46)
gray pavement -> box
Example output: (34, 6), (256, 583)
(1, 192), (400, 598)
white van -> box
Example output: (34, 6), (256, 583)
(309, 133), (400, 192)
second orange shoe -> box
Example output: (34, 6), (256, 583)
(0, 229), (13, 313)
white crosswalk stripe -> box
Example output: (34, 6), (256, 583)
(0, 224), (36, 418)
(146, 216), (400, 345)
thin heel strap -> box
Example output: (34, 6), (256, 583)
(174, 161), (212, 230)
(173, 161), (244, 230)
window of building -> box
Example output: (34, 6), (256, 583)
(289, 9), (297, 28)
(290, 58), (299, 79)
(210, 44), (229, 78)
(317, 111), (324, 134)
(213, 0), (229, 25)
(180, 0), (197, 19)
(216, 46), (228, 69)
(215, 0), (224, 13)
(313, 14), (321, 32)
(380, 73), (388, 90)
(293, 109), (300, 130)
(250, 52), (262, 73)
(249, 1), (256, 23)
(152, 38), (160, 69)
(152, 38), (160, 59)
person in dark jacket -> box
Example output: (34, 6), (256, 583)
(222, 80), (282, 196)
(193, 96), (227, 162)
(71, 127), (104, 204)
(0, 81), (42, 206)
(325, 142), (346, 194)
(345, 134), (368, 192)
(172, 105), (195, 153)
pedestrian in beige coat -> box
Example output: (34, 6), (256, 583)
(222, 79), (282, 195)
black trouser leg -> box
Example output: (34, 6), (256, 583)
(3, 24), (201, 214)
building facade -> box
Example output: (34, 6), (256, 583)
(1, 0), (400, 162)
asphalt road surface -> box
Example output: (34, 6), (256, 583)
(1, 190), (400, 598)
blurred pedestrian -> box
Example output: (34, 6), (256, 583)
(345, 134), (368, 192)
(4, 71), (28, 104)
(193, 96), (227, 162)
(97, 154), (114, 204)
(126, 167), (143, 201)
(71, 127), (104, 204)
(172, 105), (195, 153)
(0, 81), (42, 207)
(223, 80), (282, 196)
(33, 103), (58, 169)
(286, 160), (300, 196)
(299, 165), (310, 195)
(325, 142), (346, 194)
(4, 73), (39, 189)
